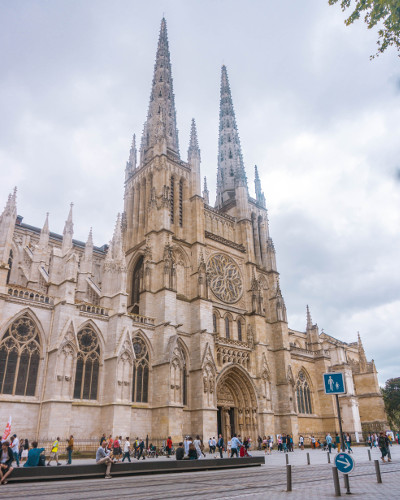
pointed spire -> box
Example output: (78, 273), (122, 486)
(140, 18), (180, 163)
(84, 227), (93, 260)
(215, 65), (247, 208)
(112, 213), (124, 262)
(38, 213), (50, 248)
(125, 134), (137, 181)
(62, 203), (74, 254)
(0, 187), (17, 265)
(188, 118), (200, 161)
(203, 176), (210, 205)
(358, 332), (367, 371)
(306, 305), (312, 331)
(254, 165), (266, 206)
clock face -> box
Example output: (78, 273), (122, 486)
(207, 254), (243, 304)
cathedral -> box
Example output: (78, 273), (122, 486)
(0, 19), (386, 444)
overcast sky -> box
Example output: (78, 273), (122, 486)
(1, 0), (399, 384)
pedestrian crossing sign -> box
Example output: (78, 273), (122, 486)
(323, 372), (346, 395)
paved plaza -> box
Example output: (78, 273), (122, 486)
(0, 445), (398, 499)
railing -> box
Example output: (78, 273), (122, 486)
(128, 313), (155, 326)
(78, 303), (109, 317)
(290, 346), (331, 358)
(7, 286), (54, 305)
(214, 334), (250, 350)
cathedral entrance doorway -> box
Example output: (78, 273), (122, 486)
(216, 366), (258, 441)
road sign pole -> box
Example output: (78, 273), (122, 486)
(336, 394), (345, 452)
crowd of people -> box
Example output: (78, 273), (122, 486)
(1, 430), (398, 482)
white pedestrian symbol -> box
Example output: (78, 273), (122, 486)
(328, 376), (334, 391)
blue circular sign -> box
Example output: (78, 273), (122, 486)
(334, 452), (355, 474)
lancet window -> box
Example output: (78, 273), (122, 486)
(7, 250), (13, 284)
(131, 256), (143, 314)
(179, 179), (183, 227)
(0, 315), (40, 396)
(170, 176), (175, 223)
(225, 316), (231, 339)
(73, 327), (100, 400)
(132, 336), (149, 403)
(213, 313), (217, 333)
(296, 370), (312, 414)
(237, 319), (243, 342)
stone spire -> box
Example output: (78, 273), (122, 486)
(254, 165), (266, 207)
(203, 176), (210, 205)
(0, 187), (17, 265)
(140, 17), (179, 163)
(112, 213), (125, 263)
(38, 213), (50, 249)
(358, 332), (367, 372)
(62, 203), (74, 255)
(215, 65), (247, 208)
(188, 118), (200, 161)
(125, 134), (137, 181)
(306, 305), (312, 331)
(84, 228), (93, 260)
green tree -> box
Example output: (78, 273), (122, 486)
(382, 377), (400, 430)
(329, 0), (400, 58)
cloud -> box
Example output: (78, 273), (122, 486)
(0, 0), (399, 384)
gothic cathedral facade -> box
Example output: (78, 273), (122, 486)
(0, 19), (386, 443)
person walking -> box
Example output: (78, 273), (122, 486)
(217, 434), (225, 459)
(47, 437), (61, 466)
(137, 438), (145, 460)
(96, 440), (115, 479)
(11, 434), (19, 468)
(193, 435), (202, 459)
(122, 437), (131, 462)
(100, 434), (106, 446)
(230, 434), (242, 458)
(378, 432), (389, 462)
(166, 436), (173, 458)
(66, 435), (74, 464)
(345, 433), (352, 453)
(299, 435), (304, 450)
(21, 439), (29, 462)
(334, 433), (340, 452)
(326, 433), (332, 453)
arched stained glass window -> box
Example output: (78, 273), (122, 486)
(296, 371), (312, 414)
(0, 315), (40, 396)
(132, 336), (149, 403)
(73, 327), (100, 400)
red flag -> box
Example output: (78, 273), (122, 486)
(2, 416), (12, 441)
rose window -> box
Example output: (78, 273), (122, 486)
(207, 254), (243, 304)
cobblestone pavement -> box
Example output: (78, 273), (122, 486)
(0, 445), (398, 499)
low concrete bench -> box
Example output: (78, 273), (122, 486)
(8, 456), (265, 483)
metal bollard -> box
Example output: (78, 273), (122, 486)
(374, 459), (382, 483)
(332, 467), (341, 497)
(307, 452), (310, 465)
(327, 452), (331, 463)
(343, 474), (351, 495)
(368, 449), (371, 461)
(286, 453), (289, 465)
(286, 464), (292, 492)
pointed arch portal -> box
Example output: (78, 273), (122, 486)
(216, 366), (258, 440)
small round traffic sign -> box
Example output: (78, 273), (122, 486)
(334, 452), (355, 474)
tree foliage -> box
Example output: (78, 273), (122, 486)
(382, 377), (400, 430)
(329, 0), (400, 57)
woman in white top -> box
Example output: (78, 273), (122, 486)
(194, 435), (202, 459)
